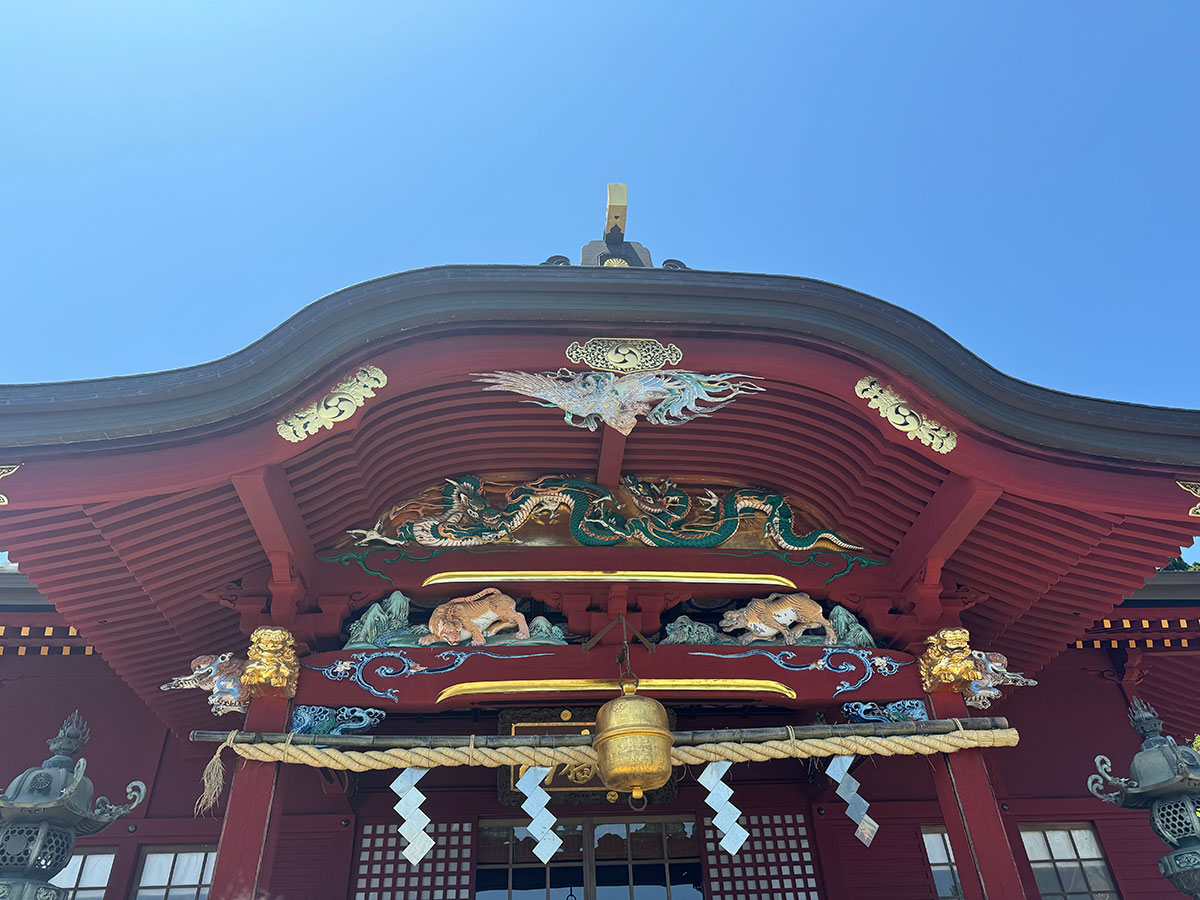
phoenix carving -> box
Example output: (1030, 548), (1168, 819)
(474, 368), (762, 435)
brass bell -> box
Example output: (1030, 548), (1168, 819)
(593, 683), (674, 800)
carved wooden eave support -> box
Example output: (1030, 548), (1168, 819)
(835, 474), (1001, 650)
(229, 465), (351, 648)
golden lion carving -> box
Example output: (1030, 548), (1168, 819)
(242, 626), (300, 698)
(919, 627), (1036, 709)
(919, 627), (979, 692)
(419, 587), (530, 646)
(719, 592), (836, 645)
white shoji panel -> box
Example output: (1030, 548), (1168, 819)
(703, 812), (820, 900)
(352, 821), (473, 900)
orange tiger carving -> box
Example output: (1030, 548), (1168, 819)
(418, 587), (531, 646)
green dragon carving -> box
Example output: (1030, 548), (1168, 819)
(345, 474), (870, 557)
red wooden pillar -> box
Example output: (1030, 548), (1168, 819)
(928, 692), (1027, 900)
(208, 696), (290, 899)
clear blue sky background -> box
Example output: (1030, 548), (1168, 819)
(0, 3), (1196, 558)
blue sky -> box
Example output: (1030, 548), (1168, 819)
(0, 3), (1195, 558)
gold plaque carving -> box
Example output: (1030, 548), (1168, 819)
(854, 376), (957, 454)
(277, 365), (387, 443)
(1179, 481), (1200, 517)
(0, 464), (20, 506)
(564, 338), (683, 373)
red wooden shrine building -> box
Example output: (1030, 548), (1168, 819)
(2, 187), (1200, 900)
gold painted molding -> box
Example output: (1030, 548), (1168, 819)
(437, 678), (798, 704)
(565, 338), (683, 373)
(0, 464), (20, 506)
(1179, 482), (1200, 518)
(422, 570), (798, 589)
(854, 376), (957, 454)
(277, 365), (387, 443)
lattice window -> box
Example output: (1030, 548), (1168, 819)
(920, 828), (964, 900)
(132, 847), (217, 900)
(352, 821), (473, 900)
(1019, 824), (1120, 900)
(703, 812), (820, 900)
(49, 849), (115, 900)
(474, 817), (702, 900)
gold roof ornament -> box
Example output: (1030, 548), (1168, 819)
(0, 463), (20, 506)
(854, 376), (957, 454)
(277, 365), (387, 443)
(565, 337), (683, 373)
(605, 182), (628, 243)
(1178, 481), (1200, 517)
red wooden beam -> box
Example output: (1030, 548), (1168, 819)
(232, 465), (316, 630)
(928, 692), (1026, 900)
(232, 466), (315, 584)
(208, 696), (290, 900)
(890, 475), (1002, 590)
(292, 643), (924, 712)
(595, 426), (628, 488)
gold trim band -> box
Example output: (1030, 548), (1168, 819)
(436, 678), (798, 704)
(422, 571), (797, 588)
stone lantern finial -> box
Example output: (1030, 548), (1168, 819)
(46, 709), (90, 760)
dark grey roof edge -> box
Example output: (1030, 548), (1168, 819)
(0, 569), (49, 609)
(1, 264), (1199, 467)
(1122, 571), (1200, 605)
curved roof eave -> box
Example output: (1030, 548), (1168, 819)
(1, 264), (1198, 467)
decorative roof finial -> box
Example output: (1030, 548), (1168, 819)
(605, 182), (628, 248)
(565, 185), (684, 268)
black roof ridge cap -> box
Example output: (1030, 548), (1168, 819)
(0, 264), (1198, 464)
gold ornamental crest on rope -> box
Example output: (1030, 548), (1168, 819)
(565, 338), (683, 374)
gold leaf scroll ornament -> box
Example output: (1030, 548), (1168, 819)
(854, 376), (957, 454)
(277, 365), (387, 443)
(1179, 482), (1200, 517)
(565, 338), (683, 374)
(0, 464), (20, 506)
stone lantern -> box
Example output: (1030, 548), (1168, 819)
(1088, 697), (1200, 897)
(0, 711), (146, 900)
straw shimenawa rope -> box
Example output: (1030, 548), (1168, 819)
(193, 728), (1019, 814)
